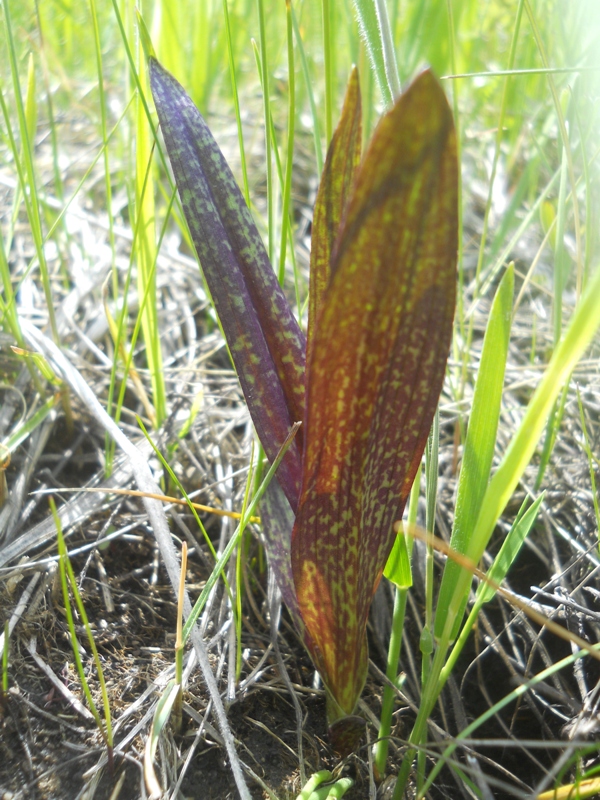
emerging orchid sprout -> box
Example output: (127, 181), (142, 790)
(150, 57), (457, 753)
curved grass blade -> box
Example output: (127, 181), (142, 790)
(149, 57), (305, 510)
(292, 69), (458, 731)
(307, 66), (362, 367)
(434, 263), (514, 643)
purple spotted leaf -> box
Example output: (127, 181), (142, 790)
(149, 57), (305, 511)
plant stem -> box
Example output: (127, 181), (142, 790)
(374, 463), (421, 778)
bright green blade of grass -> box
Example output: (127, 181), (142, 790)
(352, 0), (401, 107)
(278, 1), (296, 286)
(435, 263), (514, 643)
(1, 394), (60, 456)
(475, 493), (545, 607)
(88, 0), (117, 298)
(524, 0), (583, 295)
(421, 640), (600, 797)
(1, 4), (60, 345)
(440, 492), (545, 688)
(256, 0), (274, 263)
(182, 423), (300, 643)
(135, 27), (166, 427)
(52, 498), (113, 757)
(143, 678), (180, 797)
(375, 466), (420, 778)
(290, 3), (323, 175)
(439, 259), (600, 652)
(222, 0), (250, 205)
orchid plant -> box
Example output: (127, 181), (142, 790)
(149, 55), (458, 753)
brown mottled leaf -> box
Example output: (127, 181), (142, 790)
(307, 67), (362, 367)
(292, 70), (458, 719)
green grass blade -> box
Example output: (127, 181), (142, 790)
(440, 259), (600, 649)
(182, 423), (300, 643)
(222, 0), (250, 205)
(434, 264), (514, 643)
(352, 0), (401, 108)
(440, 493), (545, 690)
(421, 641), (600, 796)
(322, 0), (334, 144)
(1, 6), (60, 345)
(51, 499), (113, 756)
(290, 4), (323, 175)
(524, 0), (583, 295)
(88, 0), (117, 298)
(476, 494), (545, 607)
(135, 35), (166, 427)
(255, 0), (274, 263)
(278, 1), (296, 286)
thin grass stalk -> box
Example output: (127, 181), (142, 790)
(41, 99), (134, 244)
(235, 446), (255, 681)
(53, 486), (260, 524)
(374, 464), (421, 779)
(34, 0), (65, 204)
(182, 423), (301, 643)
(352, 0), (400, 107)
(172, 541), (187, 735)
(420, 641), (600, 797)
(278, 1), (296, 285)
(438, 493), (544, 691)
(322, 0), (334, 145)
(553, 144), (570, 347)
(459, 0), (523, 393)
(1, 4), (60, 345)
(255, 0), (274, 263)
(290, 4), (323, 175)
(573, 105), (592, 291)
(51, 498), (114, 767)
(250, 42), (300, 307)
(523, 0), (583, 296)
(445, 0), (464, 347)
(374, 0), (401, 99)
(535, 377), (570, 491)
(222, 0), (250, 205)
(135, 417), (227, 572)
(135, 10), (166, 426)
(88, 0), (117, 299)
(0, 221), (26, 349)
(1, 620), (8, 698)
(104, 143), (165, 472)
(418, 411), (438, 790)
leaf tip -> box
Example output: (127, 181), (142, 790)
(136, 9), (156, 61)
